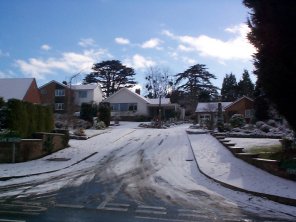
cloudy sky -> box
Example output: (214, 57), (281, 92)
(0, 0), (255, 92)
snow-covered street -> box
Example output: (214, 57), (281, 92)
(0, 122), (295, 221)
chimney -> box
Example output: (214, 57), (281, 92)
(135, 88), (141, 95)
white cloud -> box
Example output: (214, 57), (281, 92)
(178, 44), (194, 52)
(41, 44), (51, 51)
(124, 54), (156, 70)
(16, 49), (111, 79)
(162, 24), (256, 61)
(162, 30), (174, 38)
(182, 57), (196, 65)
(115, 37), (130, 45)
(141, 38), (162, 49)
(78, 38), (96, 47)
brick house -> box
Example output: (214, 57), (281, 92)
(224, 96), (254, 123)
(195, 96), (255, 125)
(39, 80), (72, 114)
(0, 78), (41, 104)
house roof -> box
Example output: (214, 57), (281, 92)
(104, 87), (150, 104)
(224, 95), (254, 110)
(104, 88), (175, 106)
(0, 78), (35, 101)
(195, 102), (232, 113)
(71, 84), (99, 90)
(39, 80), (69, 89)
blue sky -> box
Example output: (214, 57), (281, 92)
(0, 0), (255, 93)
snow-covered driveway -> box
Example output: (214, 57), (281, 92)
(0, 122), (295, 221)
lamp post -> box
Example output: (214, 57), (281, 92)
(66, 72), (81, 128)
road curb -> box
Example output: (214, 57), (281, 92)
(186, 133), (296, 207)
(0, 152), (98, 182)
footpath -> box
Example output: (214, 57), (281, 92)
(187, 132), (296, 206)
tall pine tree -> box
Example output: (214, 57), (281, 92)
(244, 0), (296, 130)
(83, 60), (137, 97)
(175, 64), (218, 113)
(221, 73), (238, 102)
(237, 70), (255, 98)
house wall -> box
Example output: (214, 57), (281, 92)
(106, 89), (149, 116)
(225, 97), (254, 123)
(74, 89), (93, 106)
(40, 82), (72, 114)
(23, 79), (41, 104)
(74, 86), (103, 106)
(93, 86), (103, 103)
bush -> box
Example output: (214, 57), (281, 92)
(255, 121), (265, 128)
(80, 103), (96, 123)
(95, 120), (106, 129)
(2, 99), (54, 138)
(260, 124), (271, 133)
(229, 114), (246, 128)
(74, 128), (86, 136)
(98, 102), (111, 127)
(267, 119), (277, 127)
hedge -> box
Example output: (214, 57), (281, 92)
(1, 99), (54, 138)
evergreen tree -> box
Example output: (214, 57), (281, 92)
(83, 60), (137, 97)
(244, 0), (296, 131)
(175, 64), (218, 113)
(253, 81), (270, 121)
(237, 70), (255, 98)
(221, 73), (238, 102)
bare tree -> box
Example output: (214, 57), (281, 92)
(145, 66), (174, 128)
(145, 66), (173, 99)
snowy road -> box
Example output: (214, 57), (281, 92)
(0, 123), (295, 221)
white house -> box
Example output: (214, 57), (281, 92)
(104, 88), (182, 120)
(71, 84), (103, 106)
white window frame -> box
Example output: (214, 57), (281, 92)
(245, 109), (254, 118)
(55, 103), (64, 110)
(55, 89), (65, 97)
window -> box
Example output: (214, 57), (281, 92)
(55, 89), (65, 96)
(55, 103), (64, 110)
(199, 114), (211, 124)
(40, 89), (47, 95)
(111, 103), (137, 112)
(78, 90), (87, 98)
(111, 103), (119, 111)
(245, 109), (254, 118)
(120, 103), (129, 111)
(128, 103), (137, 111)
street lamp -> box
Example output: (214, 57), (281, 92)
(66, 72), (82, 128)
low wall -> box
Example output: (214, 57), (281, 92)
(212, 133), (296, 181)
(0, 132), (68, 163)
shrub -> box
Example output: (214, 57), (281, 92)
(80, 103), (96, 123)
(267, 119), (277, 127)
(74, 128), (86, 136)
(260, 124), (271, 133)
(95, 120), (106, 129)
(98, 102), (111, 127)
(229, 114), (246, 128)
(3, 99), (54, 138)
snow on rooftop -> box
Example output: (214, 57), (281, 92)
(71, 84), (99, 90)
(0, 78), (34, 101)
(195, 102), (232, 112)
